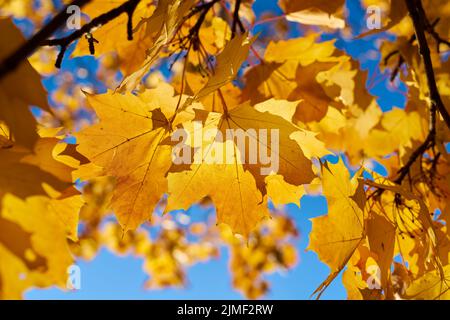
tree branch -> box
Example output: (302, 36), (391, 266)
(41, 0), (141, 68)
(405, 0), (450, 129)
(231, 0), (245, 38)
(390, 0), (450, 185)
(0, 0), (92, 79)
(422, 17), (450, 53)
(394, 129), (435, 184)
(384, 18), (439, 82)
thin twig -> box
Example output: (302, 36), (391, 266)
(422, 17), (450, 52)
(390, 0), (450, 186)
(394, 130), (435, 184)
(0, 0), (92, 79)
(405, 0), (450, 129)
(384, 18), (439, 82)
(231, 0), (245, 38)
(42, 0), (141, 68)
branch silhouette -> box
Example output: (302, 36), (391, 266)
(0, 0), (143, 78)
(384, 18), (439, 82)
(41, 0), (141, 68)
(391, 0), (450, 185)
(0, 0), (91, 79)
(231, 0), (245, 38)
(405, 0), (450, 129)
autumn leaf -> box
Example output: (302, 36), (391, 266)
(166, 102), (319, 236)
(405, 264), (450, 300)
(243, 36), (342, 123)
(308, 159), (365, 298)
(76, 84), (196, 231)
(73, 0), (156, 76)
(0, 18), (50, 149)
(118, 0), (196, 91)
(1, 0), (450, 301)
(189, 32), (253, 103)
(0, 194), (75, 299)
(278, 0), (345, 29)
(358, 0), (408, 37)
(167, 140), (269, 237)
(0, 141), (72, 202)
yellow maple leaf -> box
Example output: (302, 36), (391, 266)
(308, 159), (365, 298)
(73, 0), (155, 76)
(118, 0), (196, 91)
(76, 84), (195, 231)
(189, 32), (253, 103)
(0, 194), (76, 299)
(405, 264), (450, 300)
(0, 18), (50, 149)
(0, 143), (72, 201)
(167, 102), (317, 236)
(278, 0), (345, 29)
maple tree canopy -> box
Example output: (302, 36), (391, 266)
(0, 0), (449, 300)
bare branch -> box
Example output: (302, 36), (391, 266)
(384, 18), (439, 82)
(405, 0), (450, 129)
(231, 0), (245, 38)
(394, 129), (435, 185)
(41, 0), (141, 68)
(0, 0), (92, 80)
(389, 0), (450, 186)
(422, 18), (450, 53)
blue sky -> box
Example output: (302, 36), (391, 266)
(24, 0), (403, 300)
(27, 195), (347, 300)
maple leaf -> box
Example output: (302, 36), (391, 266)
(366, 211), (396, 291)
(73, 0), (156, 76)
(0, 141), (72, 203)
(365, 179), (441, 280)
(189, 32), (253, 103)
(2, 0), (450, 301)
(76, 84), (195, 231)
(279, 0), (344, 15)
(244, 60), (339, 123)
(118, 0), (196, 91)
(176, 71), (242, 113)
(405, 264), (450, 299)
(0, 194), (76, 299)
(342, 246), (387, 300)
(278, 0), (345, 29)
(167, 140), (269, 237)
(0, 18), (50, 149)
(166, 102), (318, 236)
(358, 0), (408, 37)
(243, 36), (343, 123)
(308, 159), (365, 298)
(381, 107), (428, 150)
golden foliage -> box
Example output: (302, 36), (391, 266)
(1, 0), (450, 300)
